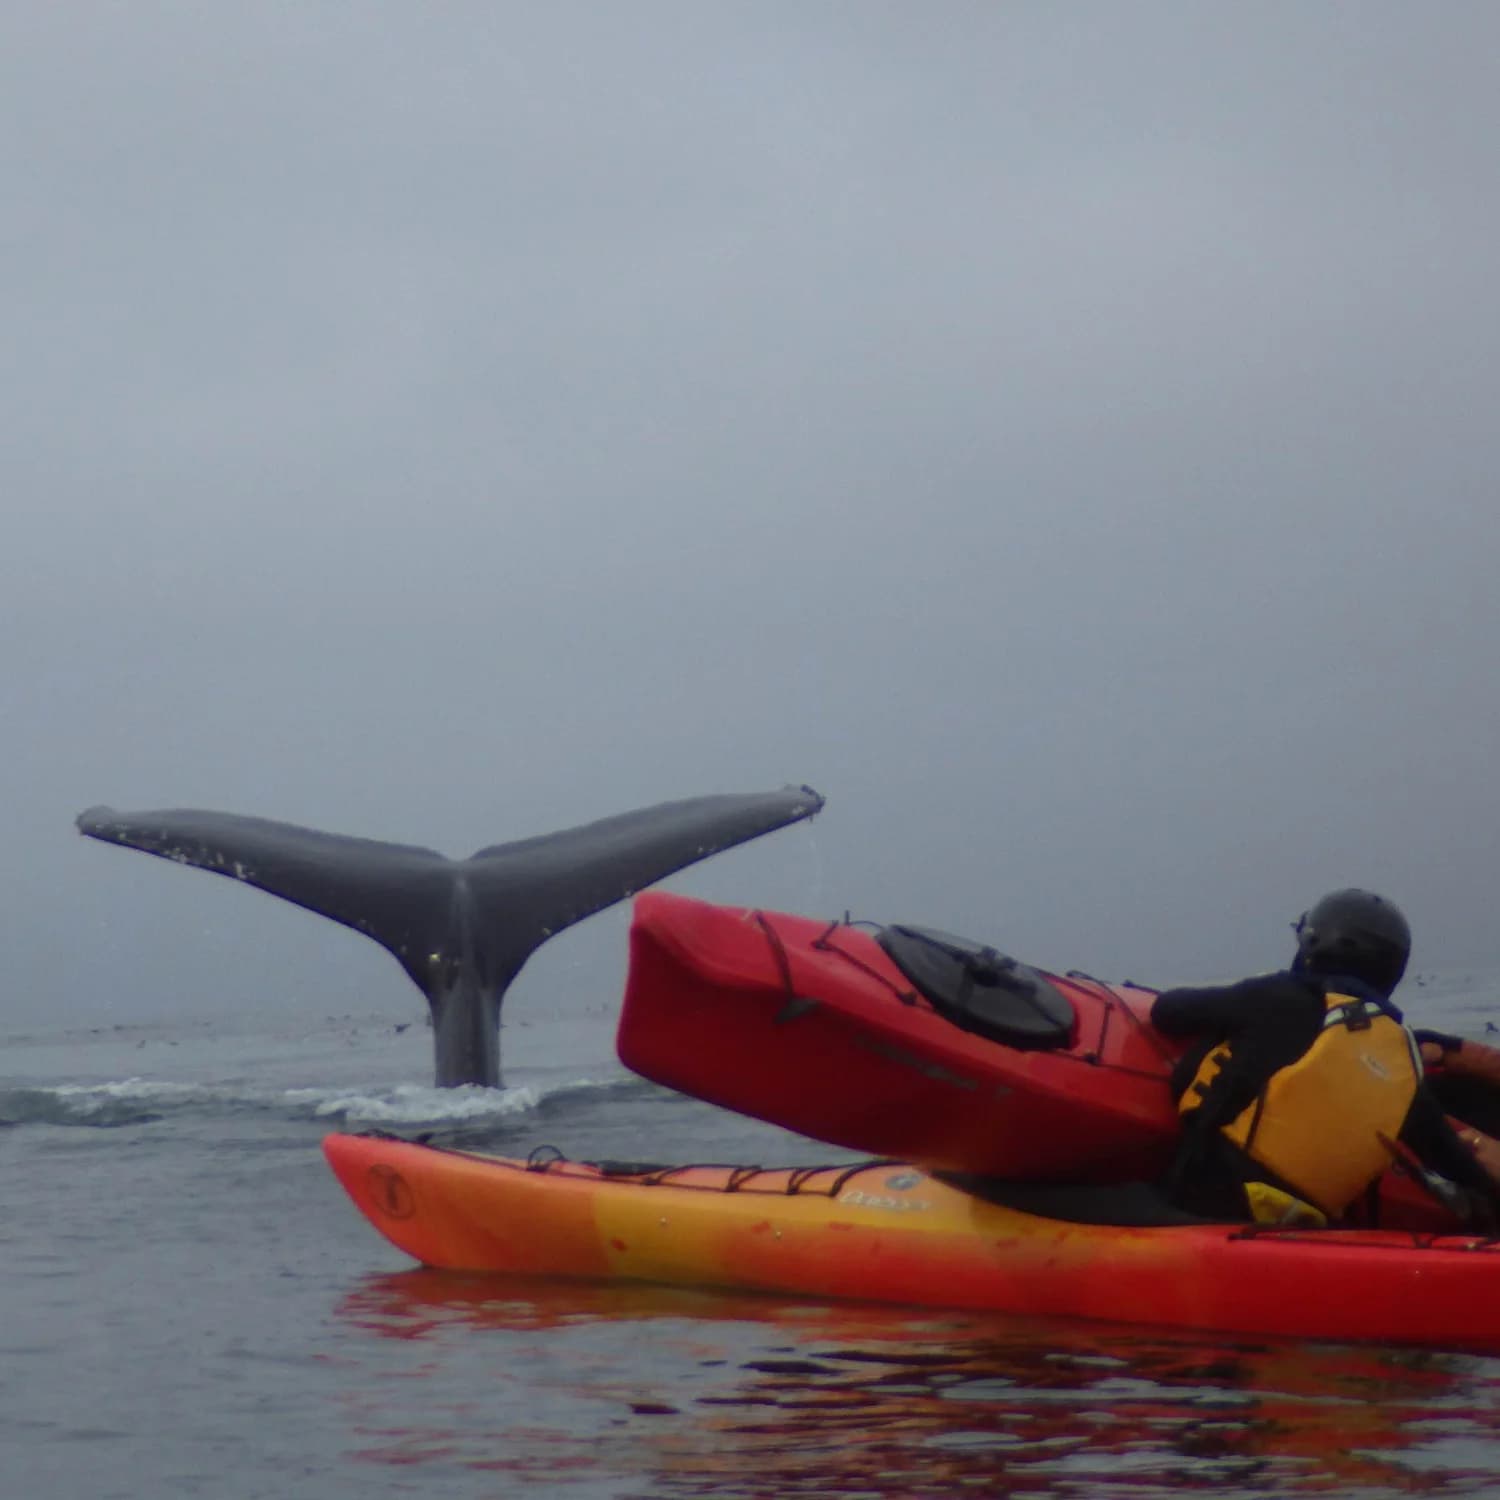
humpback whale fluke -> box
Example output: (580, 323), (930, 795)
(77, 786), (825, 1088)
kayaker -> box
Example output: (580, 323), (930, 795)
(1151, 888), (1498, 1227)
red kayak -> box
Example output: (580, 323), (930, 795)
(618, 891), (1185, 1182)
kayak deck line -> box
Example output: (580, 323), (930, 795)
(376, 1135), (923, 1200)
(801, 918), (1174, 1083)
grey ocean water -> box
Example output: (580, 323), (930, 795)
(6, 970), (1500, 1499)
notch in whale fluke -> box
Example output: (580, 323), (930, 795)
(77, 786), (824, 1088)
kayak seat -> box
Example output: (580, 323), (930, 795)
(877, 924), (1076, 1050)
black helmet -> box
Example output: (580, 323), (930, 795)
(1293, 888), (1411, 995)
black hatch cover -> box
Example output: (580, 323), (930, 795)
(876, 924), (1075, 1049)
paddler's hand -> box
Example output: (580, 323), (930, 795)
(1416, 1029), (1465, 1067)
(1419, 1031), (1500, 1087)
(1459, 1126), (1500, 1189)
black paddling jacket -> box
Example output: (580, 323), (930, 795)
(1151, 970), (1491, 1217)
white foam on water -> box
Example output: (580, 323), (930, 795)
(3, 1073), (618, 1129)
(288, 1080), (544, 1125)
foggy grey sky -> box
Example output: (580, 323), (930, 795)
(4, 5), (1499, 1029)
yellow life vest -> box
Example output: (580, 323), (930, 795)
(1181, 990), (1421, 1217)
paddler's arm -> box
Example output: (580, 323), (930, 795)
(1151, 978), (1267, 1037)
(1150, 973), (1327, 1041)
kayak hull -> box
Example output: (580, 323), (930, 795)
(618, 891), (1183, 1180)
(324, 1132), (1500, 1354)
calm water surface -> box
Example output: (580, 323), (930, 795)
(5, 969), (1500, 1498)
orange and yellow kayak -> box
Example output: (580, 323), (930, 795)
(324, 1132), (1500, 1354)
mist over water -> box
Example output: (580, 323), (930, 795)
(5, 3), (1500, 1032)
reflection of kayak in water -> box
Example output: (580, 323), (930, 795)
(339, 1269), (1477, 1497)
(323, 1132), (1500, 1354)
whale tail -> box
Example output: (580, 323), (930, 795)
(77, 786), (824, 1087)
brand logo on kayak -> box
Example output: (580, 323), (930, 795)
(368, 1164), (416, 1219)
(885, 1171), (923, 1191)
(840, 1188), (932, 1212)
